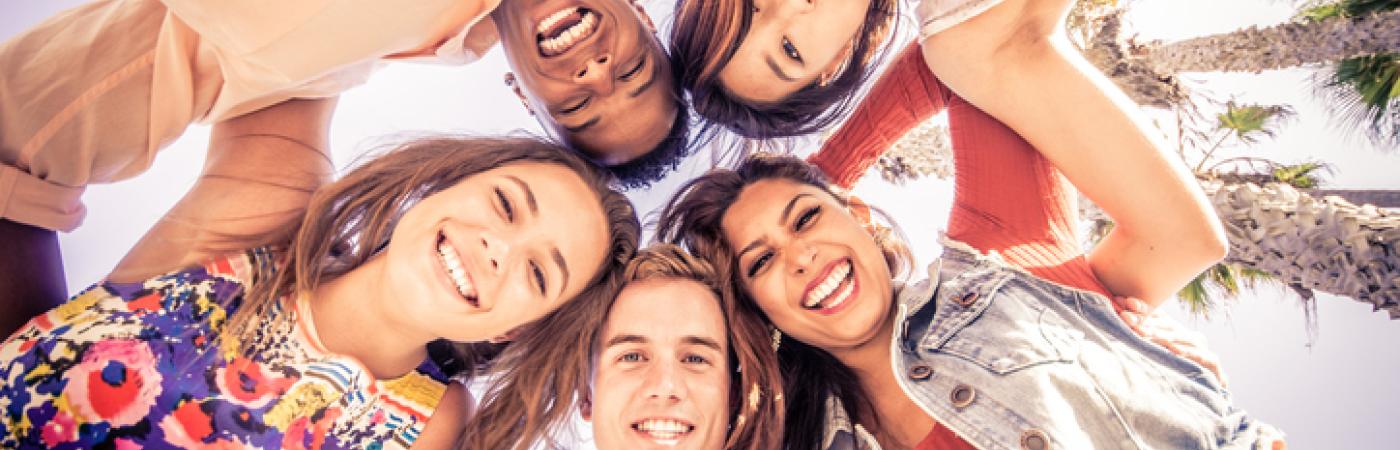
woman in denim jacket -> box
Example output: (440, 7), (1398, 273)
(655, 54), (1285, 449)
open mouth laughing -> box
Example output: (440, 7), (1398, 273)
(631, 418), (695, 445)
(435, 231), (480, 307)
(802, 258), (858, 315)
(536, 6), (601, 57)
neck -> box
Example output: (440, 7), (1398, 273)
(828, 297), (931, 450)
(309, 256), (431, 379)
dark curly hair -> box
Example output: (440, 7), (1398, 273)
(601, 102), (693, 189)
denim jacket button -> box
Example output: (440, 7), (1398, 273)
(950, 384), (976, 409)
(908, 364), (933, 381)
(956, 291), (979, 307)
(1020, 429), (1049, 450)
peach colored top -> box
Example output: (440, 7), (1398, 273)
(0, 0), (501, 231)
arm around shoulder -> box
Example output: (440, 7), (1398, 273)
(108, 98), (338, 282)
(919, 0), (1226, 309)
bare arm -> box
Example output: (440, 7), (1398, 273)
(108, 98), (337, 282)
(410, 382), (472, 450)
(919, 0), (1226, 309)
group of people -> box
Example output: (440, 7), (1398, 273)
(0, 0), (1286, 449)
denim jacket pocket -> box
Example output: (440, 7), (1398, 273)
(923, 274), (1082, 375)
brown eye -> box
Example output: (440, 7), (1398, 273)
(794, 206), (819, 230)
(781, 37), (802, 63)
(747, 251), (773, 278)
(530, 260), (546, 295)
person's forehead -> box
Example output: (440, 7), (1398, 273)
(603, 278), (726, 345)
(566, 78), (678, 161)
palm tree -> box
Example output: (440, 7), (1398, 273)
(1078, 4), (1400, 110)
(872, 103), (1400, 320)
(1303, 0), (1400, 146)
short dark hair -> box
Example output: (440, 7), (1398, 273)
(601, 102), (693, 189)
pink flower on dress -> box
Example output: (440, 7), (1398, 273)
(64, 339), (163, 427)
(40, 409), (78, 446)
(214, 357), (295, 408)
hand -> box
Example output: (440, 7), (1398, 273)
(1116, 297), (1229, 388)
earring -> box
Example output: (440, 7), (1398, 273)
(770, 328), (783, 351)
(819, 39), (857, 87)
(502, 73), (535, 116)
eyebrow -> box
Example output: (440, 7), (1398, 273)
(604, 334), (725, 352)
(735, 193), (811, 262)
(682, 336), (724, 352)
(565, 116), (600, 133)
(605, 334), (648, 348)
(765, 55), (797, 82)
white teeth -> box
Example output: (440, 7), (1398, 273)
(804, 261), (852, 309)
(535, 7), (579, 34)
(437, 241), (475, 300)
(538, 10), (597, 56)
(635, 419), (693, 438)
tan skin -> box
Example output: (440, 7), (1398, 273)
(721, 178), (1229, 449)
(109, 99), (612, 450)
(494, 0), (678, 164)
(584, 277), (731, 450)
(717, 0), (1226, 311)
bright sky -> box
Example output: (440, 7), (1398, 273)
(5, 0), (1398, 448)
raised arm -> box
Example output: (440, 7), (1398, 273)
(808, 43), (952, 189)
(919, 0), (1226, 309)
(108, 98), (337, 282)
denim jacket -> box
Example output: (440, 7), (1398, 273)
(822, 241), (1283, 450)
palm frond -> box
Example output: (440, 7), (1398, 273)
(1175, 262), (1286, 319)
(1312, 52), (1400, 147)
(1271, 161), (1334, 188)
(1215, 101), (1298, 144)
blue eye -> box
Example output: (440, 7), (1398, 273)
(683, 354), (710, 365)
(620, 352), (644, 363)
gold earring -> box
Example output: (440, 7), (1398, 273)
(770, 328), (783, 351)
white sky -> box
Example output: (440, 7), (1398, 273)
(5, 0), (1399, 448)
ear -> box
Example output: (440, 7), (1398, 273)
(628, 0), (658, 34)
(503, 72), (535, 116)
(579, 392), (593, 421)
(818, 41), (856, 87)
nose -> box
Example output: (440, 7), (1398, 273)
(786, 241), (818, 275)
(642, 359), (686, 403)
(574, 54), (615, 95)
(479, 230), (511, 274)
(772, 0), (816, 18)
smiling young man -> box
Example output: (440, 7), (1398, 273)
(0, 0), (688, 338)
(580, 245), (782, 450)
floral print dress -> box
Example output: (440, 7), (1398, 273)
(0, 248), (452, 449)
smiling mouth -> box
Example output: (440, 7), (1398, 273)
(631, 418), (695, 443)
(803, 259), (856, 312)
(536, 6), (600, 57)
(436, 231), (480, 307)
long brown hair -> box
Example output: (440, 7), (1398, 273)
(655, 153), (911, 450)
(462, 244), (785, 450)
(226, 136), (640, 383)
(669, 0), (898, 144)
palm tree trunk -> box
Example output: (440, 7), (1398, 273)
(1080, 8), (1400, 107)
(1201, 179), (1400, 319)
(1312, 189), (1400, 209)
(1142, 8), (1400, 74)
